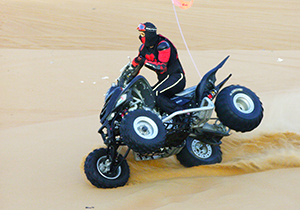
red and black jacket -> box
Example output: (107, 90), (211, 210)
(132, 35), (184, 81)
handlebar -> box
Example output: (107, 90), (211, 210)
(117, 62), (142, 87)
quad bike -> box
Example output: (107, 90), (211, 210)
(84, 55), (263, 188)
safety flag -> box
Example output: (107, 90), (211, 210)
(172, 0), (194, 9)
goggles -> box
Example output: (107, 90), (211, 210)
(137, 23), (146, 31)
(137, 23), (157, 32)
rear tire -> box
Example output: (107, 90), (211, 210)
(176, 137), (222, 167)
(84, 148), (130, 188)
(120, 109), (166, 154)
(215, 85), (263, 132)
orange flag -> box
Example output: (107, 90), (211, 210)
(172, 0), (194, 10)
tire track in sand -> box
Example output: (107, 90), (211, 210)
(126, 132), (300, 185)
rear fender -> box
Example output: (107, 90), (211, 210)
(194, 56), (230, 104)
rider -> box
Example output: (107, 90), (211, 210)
(131, 22), (186, 114)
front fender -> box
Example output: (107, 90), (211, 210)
(100, 87), (122, 123)
(121, 75), (156, 109)
(100, 75), (156, 124)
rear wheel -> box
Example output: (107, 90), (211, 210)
(215, 85), (263, 132)
(84, 148), (129, 188)
(176, 137), (222, 167)
(120, 109), (166, 154)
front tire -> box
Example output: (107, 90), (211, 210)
(120, 109), (166, 154)
(215, 85), (263, 132)
(84, 148), (130, 188)
(176, 137), (222, 167)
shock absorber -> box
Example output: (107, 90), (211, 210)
(207, 89), (217, 100)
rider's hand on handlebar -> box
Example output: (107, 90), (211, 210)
(134, 56), (146, 66)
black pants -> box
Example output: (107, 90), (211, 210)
(152, 73), (186, 114)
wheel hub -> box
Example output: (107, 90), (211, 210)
(233, 93), (255, 114)
(133, 116), (158, 139)
(191, 139), (212, 159)
(97, 157), (121, 180)
(141, 125), (149, 133)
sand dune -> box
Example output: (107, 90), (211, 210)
(1, 0), (300, 209)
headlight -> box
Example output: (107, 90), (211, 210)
(115, 93), (127, 108)
(107, 112), (115, 121)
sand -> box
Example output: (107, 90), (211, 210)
(1, 0), (300, 209)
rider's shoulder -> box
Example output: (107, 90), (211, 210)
(157, 41), (170, 51)
(139, 44), (145, 52)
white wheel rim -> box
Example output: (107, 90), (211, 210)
(233, 93), (255, 114)
(133, 116), (158, 139)
(96, 157), (121, 180)
(191, 139), (212, 159)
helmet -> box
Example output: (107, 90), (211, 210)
(137, 22), (158, 47)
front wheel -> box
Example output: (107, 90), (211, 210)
(120, 109), (166, 154)
(215, 85), (263, 132)
(176, 137), (222, 167)
(84, 148), (130, 188)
